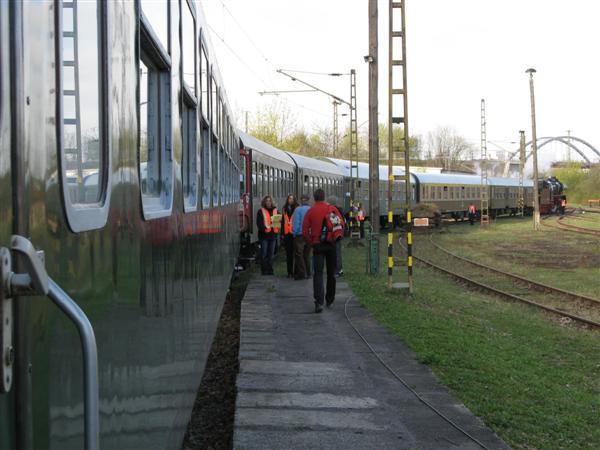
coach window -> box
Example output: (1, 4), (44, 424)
(58, 0), (110, 231)
(257, 163), (263, 197)
(219, 146), (225, 204)
(200, 44), (209, 120)
(139, 1), (173, 219)
(182, 2), (197, 210)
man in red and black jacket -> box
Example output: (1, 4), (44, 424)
(302, 189), (337, 313)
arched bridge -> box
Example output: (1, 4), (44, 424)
(502, 136), (600, 176)
(508, 136), (600, 164)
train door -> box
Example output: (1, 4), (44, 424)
(0, 1), (16, 448)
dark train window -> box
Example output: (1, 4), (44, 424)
(182, 97), (197, 210)
(252, 161), (257, 197)
(219, 147), (225, 204)
(257, 163), (263, 197)
(58, 0), (110, 231)
(212, 137), (218, 206)
(201, 126), (210, 207)
(211, 75), (217, 135)
(182, 1), (196, 95)
(139, 5), (173, 219)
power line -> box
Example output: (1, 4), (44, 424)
(278, 68), (351, 77)
(207, 24), (273, 90)
(213, 0), (274, 68)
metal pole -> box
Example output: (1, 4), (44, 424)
(399, 0), (413, 294)
(333, 100), (339, 157)
(518, 130), (525, 216)
(368, 0), (379, 233)
(48, 279), (99, 450)
(245, 111), (248, 133)
(526, 68), (540, 230)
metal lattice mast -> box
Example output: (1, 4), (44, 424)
(480, 99), (489, 225)
(518, 130), (526, 216)
(349, 69), (359, 181)
(388, 0), (412, 293)
(333, 100), (339, 157)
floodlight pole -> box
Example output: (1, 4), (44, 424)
(526, 68), (540, 230)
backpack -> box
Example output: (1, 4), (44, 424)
(320, 205), (345, 243)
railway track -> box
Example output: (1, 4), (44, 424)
(542, 214), (600, 237)
(405, 235), (600, 329)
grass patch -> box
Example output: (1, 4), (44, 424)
(342, 240), (600, 450)
(431, 218), (600, 298)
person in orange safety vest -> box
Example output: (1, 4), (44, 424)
(257, 195), (279, 275)
(468, 203), (477, 225)
(281, 194), (298, 278)
(357, 204), (365, 237)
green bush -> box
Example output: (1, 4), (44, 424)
(552, 163), (600, 203)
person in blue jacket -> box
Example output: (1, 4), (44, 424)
(292, 194), (311, 279)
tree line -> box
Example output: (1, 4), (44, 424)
(244, 101), (476, 171)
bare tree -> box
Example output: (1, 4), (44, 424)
(425, 126), (473, 170)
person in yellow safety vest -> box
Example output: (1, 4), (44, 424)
(257, 195), (279, 275)
(357, 204), (365, 238)
(468, 203), (477, 225)
(281, 194), (298, 278)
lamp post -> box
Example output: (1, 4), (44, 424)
(526, 68), (540, 230)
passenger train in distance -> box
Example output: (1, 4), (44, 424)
(239, 133), (547, 240)
(1, 1), (242, 449)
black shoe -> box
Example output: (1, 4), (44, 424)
(326, 300), (334, 308)
(315, 304), (323, 313)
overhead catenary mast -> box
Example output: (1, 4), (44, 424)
(480, 99), (489, 226)
(387, 0), (413, 293)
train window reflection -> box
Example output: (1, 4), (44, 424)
(182, 2), (195, 94)
(60, 0), (103, 205)
(202, 126), (210, 207)
(140, 0), (169, 51)
(182, 101), (198, 210)
(200, 46), (208, 119)
(212, 138), (218, 206)
(139, 18), (172, 218)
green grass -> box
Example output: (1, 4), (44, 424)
(342, 241), (600, 450)
(431, 218), (600, 299)
(561, 214), (600, 231)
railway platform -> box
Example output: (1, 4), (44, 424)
(233, 275), (510, 450)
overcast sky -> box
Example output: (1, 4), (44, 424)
(202, 0), (600, 170)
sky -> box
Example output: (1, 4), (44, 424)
(201, 0), (600, 171)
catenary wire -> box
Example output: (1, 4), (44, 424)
(343, 295), (492, 450)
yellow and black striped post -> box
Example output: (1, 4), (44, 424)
(387, 209), (393, 288)
(406, 209), (413, 291)
(387, 0), (413, 294)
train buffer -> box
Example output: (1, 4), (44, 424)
(233, 275), (510, 449)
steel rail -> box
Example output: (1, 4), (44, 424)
(343, 295), (492, 450)
(401, 243), (600, 330)
(555, 216), (600, 236)
(428, 235), (600, 308)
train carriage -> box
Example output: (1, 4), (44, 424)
(1, 1), (240, 449)
(286, 152), (345, 204)
(238, 131), (296, 243)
